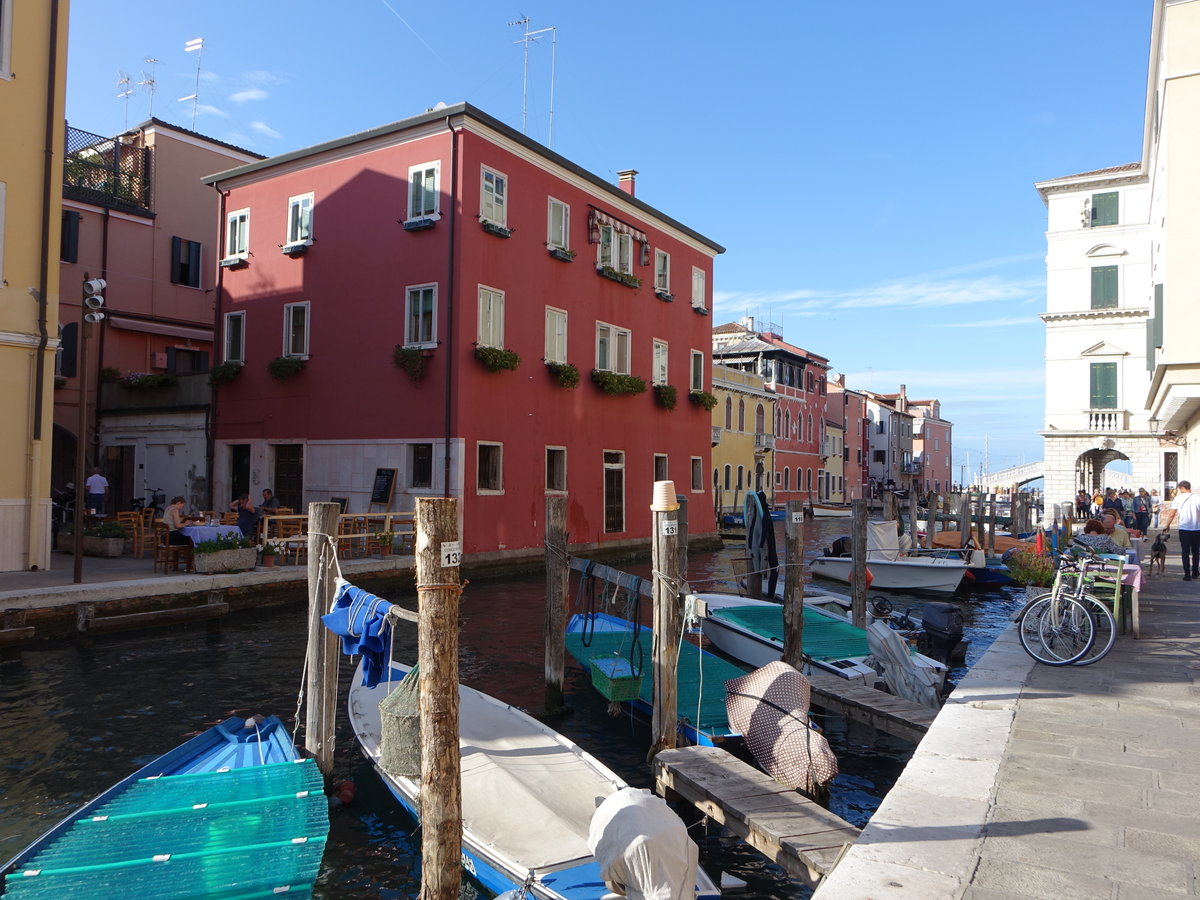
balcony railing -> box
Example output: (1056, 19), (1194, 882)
(754, 432), (774, 452)
(1087, 409), (1129, 432)
(711, 426), (722, 446)
(902, 460), (922, 475)
(63, 125), (152, 213)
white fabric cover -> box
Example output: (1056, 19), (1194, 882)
(867, 520), (901, 561)
(866, 621), (943, 708)
(587, 788), (699, 900)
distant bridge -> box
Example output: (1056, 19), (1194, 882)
(979, 462), (1044, 487)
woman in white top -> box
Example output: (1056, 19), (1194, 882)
(163, 496), (201, 546)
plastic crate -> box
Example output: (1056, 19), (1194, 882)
(590, 656), (643, 702)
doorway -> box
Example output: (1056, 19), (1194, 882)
(273, 445), (304, 511)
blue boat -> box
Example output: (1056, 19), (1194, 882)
(1, 715), (328, 898)
(348, 661), (720, 899)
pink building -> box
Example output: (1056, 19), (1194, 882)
(56, 120), (261, 509)
(910, 399), (953, 494)
(203, 103), (723, 559)
(828, 375), (869, 501)
(711, 320), (828, 507)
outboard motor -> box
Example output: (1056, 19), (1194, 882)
(918, 602), (965, 666)
(829, 535), (853, 557)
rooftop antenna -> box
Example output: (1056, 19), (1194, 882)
(139, 57), (159, 118)
(508, 16), (557, 147)
(179, 37), (204, 129)
(116, 70), (133, 129)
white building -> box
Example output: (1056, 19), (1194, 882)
(1035, 165), (1159, 509)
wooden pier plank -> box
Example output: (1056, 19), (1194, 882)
(804, 668), (936, 743)
(654, 745), (859, 886)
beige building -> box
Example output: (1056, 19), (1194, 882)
(1145, 0), (1200, 483)
(0, 0), (70, 571)
(711, 362), (775, 518)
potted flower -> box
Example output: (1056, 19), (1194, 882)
(194, 531), (258, 574)
(688, 389), (718, 412)
(209, 361), (243, 386)
(1005, 548), (1056, 601)
(259, 540), (280, 567)
(375, 531), (394, 556)
(474, 345), (521, 372)
(393, 345), (431, 383)
(82, 521), (127, 557)
(653, 383), (678, 410)
(267, 356), (306, 381)
(545, 361), (580, 389)
(590, 369), (647, 396)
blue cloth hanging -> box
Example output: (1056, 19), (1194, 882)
(321, 579), (394, 688)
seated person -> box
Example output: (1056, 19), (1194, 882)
(1101, 513), (1133, 549)
(261, 488), (281, 511)
(1074, 518), (1124, 556)
(163, 496), (201, 545)
(229, 493), (257, 537)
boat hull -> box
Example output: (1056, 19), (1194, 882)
(811, 556), (966, 593)
(811, 503), (853, 518)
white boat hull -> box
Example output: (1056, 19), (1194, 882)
(811, 503), (853, 518)
(810, 556), (965, 593)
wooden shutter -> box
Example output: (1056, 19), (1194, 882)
(1090, 266), (1117, 308)
(60, 211), (80, 263)
(1089, 362), (1117, 409)
(170, 236), (182, 284)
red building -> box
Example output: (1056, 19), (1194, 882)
(826, 374), (869, 501)
(711, 319), (829, 507)
(203, 103), (723, 558)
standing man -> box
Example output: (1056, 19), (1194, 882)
(1161, 481), (1200, 581)
(84, 467), (109, 516)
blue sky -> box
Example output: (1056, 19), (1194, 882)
(65, 1), (1154, 481)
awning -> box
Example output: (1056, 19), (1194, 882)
(589, 209), (648, 245)
(107, 315), (213, 342)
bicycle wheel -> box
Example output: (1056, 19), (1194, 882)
(1018, 596), (1094, 665)
(1070, 593), (1117, 666)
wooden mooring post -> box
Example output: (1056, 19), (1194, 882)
(415, 497), (463, 900)
(543, 495), (569, 716)
(649, 481), (682, 761)
(850, 499), (867, 629)
(782, 500), (804, 667)
(305, 502), (342, 782)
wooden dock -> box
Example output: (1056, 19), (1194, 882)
(654, 745), (859, 886)
(805, 668), (937, 744)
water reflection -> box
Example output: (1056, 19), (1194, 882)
(0, 519), (1022, 898)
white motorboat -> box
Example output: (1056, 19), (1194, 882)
(810, 521), (969, 593)
(810, 502), (853, 518)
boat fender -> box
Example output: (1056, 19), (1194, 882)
(969, 549), (986, 568)
(865, 567), (874, 589)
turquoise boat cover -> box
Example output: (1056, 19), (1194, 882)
(712, 605), (870, 660)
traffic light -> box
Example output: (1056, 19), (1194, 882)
(82, 278), (106, 323)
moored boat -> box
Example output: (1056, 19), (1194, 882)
(1, 715), (328, 898)
(810, 502), (853, 518)
(811, 521), (968, 593)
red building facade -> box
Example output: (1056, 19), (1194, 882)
(204, 104), (723, 558)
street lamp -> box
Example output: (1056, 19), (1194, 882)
(73, 276), (105, 584)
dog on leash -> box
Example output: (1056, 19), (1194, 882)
(1149, 533), (1169, 577)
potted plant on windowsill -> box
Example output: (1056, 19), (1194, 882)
(688, 389), (718, 411)
(480, 219), (512, 238)
(194, 531), (258, 574)
(548, 246), (575, 262)
(474, 345), (521, 372)
(545, 361), (580, 389)
(209, 361), (243, 387)
(267, 356), (306, 380)
(653, 384), (678, 410)
(654, 289), (674, 302)
(596, 265), (641, 289)
(591, 369), (647, 396)
(393, 345), (431, 383)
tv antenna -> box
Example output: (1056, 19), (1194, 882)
(116, 70), (133, 128)
(507, 16), (557, 147)
(179, 37), (204, 129)
(139, 57), (159, 118)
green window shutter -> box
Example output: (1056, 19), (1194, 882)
(1089, 362), (1117, 409)
(1091, 192), (1118, 226)
(1146, 320), (1156, 372)
(1153, 283), (1164, 348)
(1090, 266), (1117, 308)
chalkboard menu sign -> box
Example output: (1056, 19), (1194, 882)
(370, 468), (397, 506)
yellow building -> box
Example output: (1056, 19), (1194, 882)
(1145, 0), (1200, 477)
(711, 363), (775, 518)
(0, 0), (70, 570)
(822, 420), (844, 503)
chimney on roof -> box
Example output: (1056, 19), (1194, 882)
(899, 384), (908, 412)
(617, 169), (638, 197)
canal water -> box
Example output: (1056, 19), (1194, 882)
(0, 520), (1025, 898)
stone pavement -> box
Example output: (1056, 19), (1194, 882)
(816, 536), (1200, 899)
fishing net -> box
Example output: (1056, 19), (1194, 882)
(379, 664), (422, 778)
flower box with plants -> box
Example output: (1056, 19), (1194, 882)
(548, 247), (575, 262)
(688, 390), (718, 412)
(209, 361), (243, 387)
(279, 241), (311, 257)
(591, 369), (647, 396)
(654, 289), (674, 302)
(1005, 548), (1056, 597)
(258, 540), (281, 566)
(480, 220), (512, 238)
(403, 216), (437, 232)
(545, 361), (580, 389)
(194, 531), (258, 574)
(596, 266), (641, 289)
(653, 384), (678, 410)
(393, 345), (431, 383)
(82, 521), (127, 557)
(474, 345), (521, 372)
(219, 256), (248, 269)
(267, 355), (306, 381)
(120, 372), (179, 390)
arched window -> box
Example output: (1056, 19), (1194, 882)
(736, 465), (744, 490)
(806, 468), (813, 491)
(723, 464), (732, 490)
(808, 413), (814, 446)
(784, 467), (791, 490)
(738, 399), (745, 432)
(724, 397), (733, 430)
(755, 403), (765, 435)
(775, 408), (782, 436)
(784, 410), (791, 439)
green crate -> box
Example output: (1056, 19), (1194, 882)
(590, 656), (643, 702)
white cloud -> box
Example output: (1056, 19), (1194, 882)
(250, 121), (282, 139)
(193, 103), (228, 119)
(230, 87), (268, 103)
(242, 70), (284, 87)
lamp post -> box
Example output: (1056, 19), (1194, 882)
(72, 275), (106, 584)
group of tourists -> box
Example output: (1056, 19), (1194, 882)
(1075, 487), (1158, 533)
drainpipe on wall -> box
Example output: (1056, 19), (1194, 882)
(28, 0), (62, 570)
(206, 184), (228, 509)
(442, 117), (459, 496)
